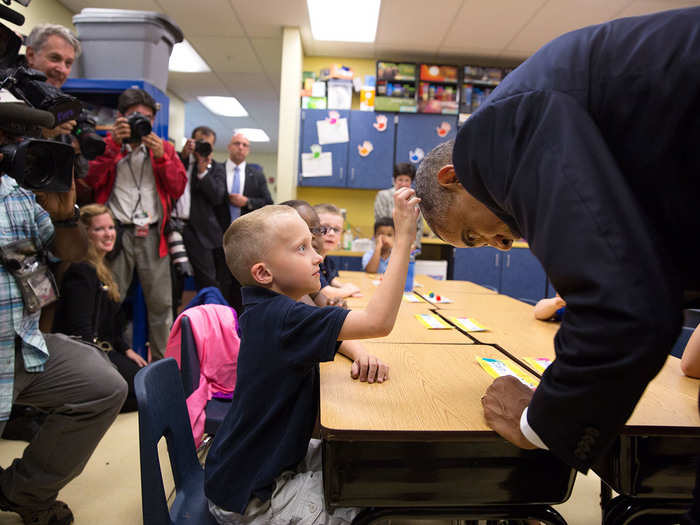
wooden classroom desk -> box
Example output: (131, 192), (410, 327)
(319, 342), (575, 512)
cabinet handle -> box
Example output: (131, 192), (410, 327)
(495, 254), (499, 266)
(506, 254), (511, 268)
(351, 167), (355, 180)
(339, 167), (344, 179)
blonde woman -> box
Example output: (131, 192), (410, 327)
(53, 204), (146, 412)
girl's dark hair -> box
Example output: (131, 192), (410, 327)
(393, 162), (416, 180)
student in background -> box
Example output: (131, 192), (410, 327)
(363, 217), (395, 274)
(53, 204), (147, 412)
(374, 162), (423, 250)
(533, 294), (566, 322)
(313, 203), (361, 299)
(205, 188), (419, 524)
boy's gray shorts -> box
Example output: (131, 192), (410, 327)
(209, 439), (359, 525)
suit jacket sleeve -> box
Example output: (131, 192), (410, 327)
(454, 90), (682, 472)
(152, 141), (187, 201)
(192, 161), (227, 206)
(243, 166), (273, 211)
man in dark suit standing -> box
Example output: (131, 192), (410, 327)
(216, 131), (274, 311)
(171, 126), (228, 313)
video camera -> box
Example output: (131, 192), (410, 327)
(0, 1), (102, 191)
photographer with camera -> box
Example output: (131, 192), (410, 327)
(23, 24), (104, 185)
(86, 88), (187, 362)
(170, 125), (228, 313)
(0, 99), (127, 524)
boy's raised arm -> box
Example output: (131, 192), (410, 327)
(339, 188), (419, 340)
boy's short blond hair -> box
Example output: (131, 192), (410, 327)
(222, 205), (298, 285)
(313, 203), (342, 217)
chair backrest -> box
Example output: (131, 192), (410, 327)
(179, 316), (201, 398)
(134, 358), (217, 525)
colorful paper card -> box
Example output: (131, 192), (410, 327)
(450, 317), (488, 332)
(415, 313), (451, 329)
(422, 293), (452, 304)
(403, 293), (421, 302)
(476, 357), (538, 389)
(523, 357), (553, 375)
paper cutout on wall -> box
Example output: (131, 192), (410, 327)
(436, 121), (452, 137)
(358, 140), (373, 157)
(373, 114), (387, 132)
(328, 110), (339, 124)
(317, 115), (349, 145)
(409, 148), (425, 164)
(301, 145), (333, 178)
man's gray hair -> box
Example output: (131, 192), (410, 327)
(414, 139), (455, 232)
(26, 24), (81, 57)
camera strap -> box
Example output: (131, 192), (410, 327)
(0, 202), (59, 314)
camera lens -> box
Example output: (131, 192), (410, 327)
(194, 140), (212, 157)
(127, 112), (152, 142)
(23, 142), (55, 188)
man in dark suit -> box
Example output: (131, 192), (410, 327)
(414, 6), (700, 487)
(171, 126), (228, 313)
(215, 132), (274, 311)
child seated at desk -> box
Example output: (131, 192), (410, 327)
(362, 217), (394, 274)
(205, 189), (420, 524)
(313, 203), (361, 300)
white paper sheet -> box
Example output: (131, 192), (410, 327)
(317, 118), (349, 145)
(301, 152), (333, 178)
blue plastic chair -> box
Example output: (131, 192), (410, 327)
(180, 315), (231, 436)
(134, 358), (218, 525)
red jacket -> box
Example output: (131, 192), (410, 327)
(86, 134), (187, 257)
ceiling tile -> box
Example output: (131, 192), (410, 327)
(615, 0), (700, 18)
(152, 0), (244, 37)
(167, 72), (229, 101)
(441, 0), (547, 52)
(251, 38), (283, 93)
(189, 36), (262, 73)
(229, 0), (308, 38)
(375, 0), (463, 53)
(504, 0), (633, 55)
(60, 0), (161, 11)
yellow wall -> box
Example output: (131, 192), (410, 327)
(297, 186), (381, 239)
(302, 56), (376, 110)
(6, 1), (75, 35)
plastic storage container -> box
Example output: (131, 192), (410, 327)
(72, 8), (183, 92)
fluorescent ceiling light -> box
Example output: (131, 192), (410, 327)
(307, 0), (380, 42)
(169, 40), (210, 72)
(234, 128), (270, 142)
(198, 96), (248, 117)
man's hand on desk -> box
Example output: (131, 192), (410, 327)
(482, 376), (538, 450)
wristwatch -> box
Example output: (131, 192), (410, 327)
(53, 204), (80, 227)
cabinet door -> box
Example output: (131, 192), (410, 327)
(394, 113), (458, 166)
(453, 247), (501, 291)
(298, 109), (349, 188)
(347, 111), (396, 189)
(500, 248), (548, 305)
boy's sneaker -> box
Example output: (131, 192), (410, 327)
(0, 482), (74, 525)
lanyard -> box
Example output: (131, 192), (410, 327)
(125, 146), (149, 222)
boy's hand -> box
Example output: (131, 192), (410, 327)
(392, 187), (420, 242)
(351, 353), (389, 383)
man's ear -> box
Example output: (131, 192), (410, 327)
(25, 46), (36, 66)
(436, 165), (459, 188)
(250, 262), (272, 285)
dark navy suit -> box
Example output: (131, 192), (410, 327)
(453, 8), (700, 472)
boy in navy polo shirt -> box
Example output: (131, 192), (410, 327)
(205, 188), (420, 524)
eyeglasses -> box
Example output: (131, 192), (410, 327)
(309, 226), (328, 236)
(321, 226), (342, 235)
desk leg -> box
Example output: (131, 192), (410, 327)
(351, 505), (567, 525)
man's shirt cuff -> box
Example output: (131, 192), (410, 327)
(520, 407), (549, 449)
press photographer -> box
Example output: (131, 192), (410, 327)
(86, 87), (187, 362)
(0, 6), (127, 523)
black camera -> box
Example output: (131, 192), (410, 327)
(72, 111), (105, 160)
(0, 138), (74, 192)
(194, 139), (212, 157)
(127, 112), (152, 143)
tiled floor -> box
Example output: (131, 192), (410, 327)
(0, 412), (604, 524)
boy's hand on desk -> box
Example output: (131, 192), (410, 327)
(481, 376), (538, 450)
(392, 187), (420, 241)
(351, 353), (389, 384)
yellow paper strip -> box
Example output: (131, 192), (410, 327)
(476, 356), (539, 388)
(450, 317), (488, 332)
(415, 313), (451, 329)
